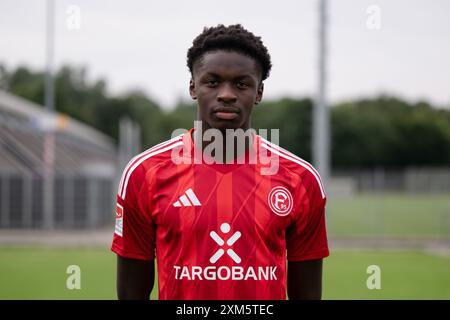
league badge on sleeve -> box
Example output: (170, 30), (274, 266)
(115, 203), (123, 237)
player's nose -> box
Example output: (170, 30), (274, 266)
(217, 83), (237, 103)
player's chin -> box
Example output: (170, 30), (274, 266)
(210, 119), (244, 132)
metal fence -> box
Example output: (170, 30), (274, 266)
(0, 172), (115, 229)
(332, 167), (450, 195)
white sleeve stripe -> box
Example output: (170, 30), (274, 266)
(118, 135), (183, 195)
(260, 137), (324, 187)
(261, 143), (326, 199)
(120, 141), (184, 200)
(117, 135), (183, 196)
(260, 136), (323, 180)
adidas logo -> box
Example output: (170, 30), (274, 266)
(173, 188), (201, 207)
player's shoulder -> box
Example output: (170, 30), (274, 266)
(258, 136), (326, 199)
(127, 134), (184, 170)
(117, 134), (184, 199)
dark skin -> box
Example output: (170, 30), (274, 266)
(117, 257), (154, 300)
(117, 50), (323, 300)
(189, 50), (263, 132)
(190, 50), (264, 163)
(288, 259), (323, 300)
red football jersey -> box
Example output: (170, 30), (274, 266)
(111, 128), (329, 300)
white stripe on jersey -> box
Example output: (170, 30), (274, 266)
(120, 140), (184, 200)
(260, 142), (326, 199)
(260, 137), (324, 186)
(117, 135), (183, 197)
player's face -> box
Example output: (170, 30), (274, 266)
(190, 50), (264, 131)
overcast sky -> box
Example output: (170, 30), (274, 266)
(1, 0), (449, 109)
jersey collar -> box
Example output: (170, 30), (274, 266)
(181, 127), (261, 174)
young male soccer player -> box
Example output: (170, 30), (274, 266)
(111, 24), (329, 300)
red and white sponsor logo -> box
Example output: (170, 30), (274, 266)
(268, 186), (293, 216)
(209, 223), (241, 264)
(173, 221), (278, 281)
(115, 203), (123, 236)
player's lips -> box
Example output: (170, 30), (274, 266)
(213, 106), (240, 120)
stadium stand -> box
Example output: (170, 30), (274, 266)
(0, 90), (117, 229)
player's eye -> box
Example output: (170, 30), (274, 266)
(206, 80), (219, 87)
(236, 81), (248, 89)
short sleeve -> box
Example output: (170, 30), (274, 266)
(286, 172), (329, 261)
(111, 164), (155, 260)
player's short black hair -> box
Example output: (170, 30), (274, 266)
(187, 24), (272, 81)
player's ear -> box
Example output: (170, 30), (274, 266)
(254, 82), (264, 105)
(189, 78), (197, 100)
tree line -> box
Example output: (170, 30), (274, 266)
(1, 64), (449, 168)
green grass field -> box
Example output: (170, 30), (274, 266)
(0, 193), (448, 299)
(327, 193), (450, 238)
(0, 247), (449, 299)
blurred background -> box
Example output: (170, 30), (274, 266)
(0, 0), (449, 299)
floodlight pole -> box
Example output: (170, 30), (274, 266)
(313, 0), (330, 190)
(43, 0), (55, 229)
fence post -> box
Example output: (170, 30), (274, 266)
(0, 173), (10, 228)
(22, 172), (33, 228)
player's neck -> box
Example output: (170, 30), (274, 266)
(192, 124), (254, 164)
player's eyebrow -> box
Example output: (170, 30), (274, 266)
(201, 72), (255, 81)
(200, 72), (220, 78)
(234, 74), (254, 80)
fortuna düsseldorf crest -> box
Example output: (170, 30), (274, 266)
(268, 186), (293, 216)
